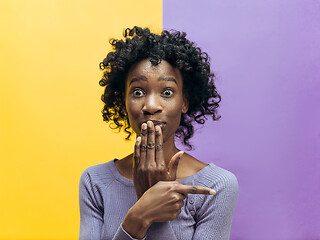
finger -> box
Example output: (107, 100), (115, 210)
(133, 136), (141, 168)
(176, 192), (187, 202)
(140, 123), (148, 167)
(168, 151), (184, 180)
(155, 125), (164, 168)
(175, 184), (216, 195)
(178, 199), (185, 208)
(175, 208), (182, 216)
(146, 121), (156, 168)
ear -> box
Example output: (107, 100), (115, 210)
(182, 95), (189, 114)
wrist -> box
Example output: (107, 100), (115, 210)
(122, 206), (152, 239)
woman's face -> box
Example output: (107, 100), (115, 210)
(124, 59), (189, 143)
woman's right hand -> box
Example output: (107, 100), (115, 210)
(122, 180), (216, 239)
(133, 121), (185, 199)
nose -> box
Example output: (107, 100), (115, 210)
(142, 94), (162, 115)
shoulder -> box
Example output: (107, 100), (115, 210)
(79, 160), (116, 191)
(188, 164), (238, 238)
(191, 163), (239, 211)
(194, 163), (238, 194)
(192, 164), (239, 220)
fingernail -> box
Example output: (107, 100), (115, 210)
(137, 136), (141, 142)
(155, 125), (160, 132)
(142, 123), (147, 130)
(147, 121), (152, 128)
(209, 189), (216, 195)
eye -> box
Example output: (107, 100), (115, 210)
(162, 89), (174, 97)
(132, 89), (145, 97)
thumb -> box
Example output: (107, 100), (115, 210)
(168, 151), (184, 180)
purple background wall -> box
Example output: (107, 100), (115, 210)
(165, 1), (320, 239)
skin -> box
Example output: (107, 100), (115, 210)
(115, 59), (216, 239)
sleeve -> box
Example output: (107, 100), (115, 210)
(79, 169), (147, 240)
(112, 224), (146, 240)
(79, 169), (104, 239)
(145, 222), (178, 240)
(192, 172), (239, 240)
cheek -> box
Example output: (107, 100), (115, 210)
(165, 99), (184, 124)
(125, 100), (141, 129)
(166, 98), (184, 114)
(126, 102), (138, 117)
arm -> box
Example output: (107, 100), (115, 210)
(123, 181), (216, 240)
(192, 172), (239, 240)
(79, 170), (145, 240)
(79, 170), (104, 240)
(122, 206), (177, 240)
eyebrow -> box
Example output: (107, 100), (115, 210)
(158, 76), (177, 84)
(129, 76), (147, 85)
(129, 76), (177, 85)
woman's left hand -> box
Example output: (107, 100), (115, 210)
(133, 121), (184, 199)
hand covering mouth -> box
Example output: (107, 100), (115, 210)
(140, 120), (166, 129)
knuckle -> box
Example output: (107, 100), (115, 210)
(191, 186), (197, 193)
(171, 182), (178, 187)
(174, 203), (180, 209)
(140, 145), (147, 152)
(154, 169), (163, 176)
(156, 163), (166, 171)
(172, 194), (180, 201)
(171, 181), (180, 189)
(155, 144), (163, 151)
(168, 183), (176, 191)
(147, 142), (155, 149)
(141, 131), (147, 136)
(173, 209), (181, 219)
(139, 166), (147, 172)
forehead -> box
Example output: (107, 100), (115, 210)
(126, 59), (183, 86)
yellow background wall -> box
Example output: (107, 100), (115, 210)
(0, 0), (162, 239)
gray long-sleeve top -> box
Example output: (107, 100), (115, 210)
(79, 159), (238, 240)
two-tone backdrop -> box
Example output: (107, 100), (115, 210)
(1, 0), (319, 239)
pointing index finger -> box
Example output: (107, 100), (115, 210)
(175, 184), (216, 195)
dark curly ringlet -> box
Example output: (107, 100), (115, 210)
(99, 26), (221, 149)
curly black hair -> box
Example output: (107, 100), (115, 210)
(99, 26), (221, 149)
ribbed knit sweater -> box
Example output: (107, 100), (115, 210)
(79, 159), (238, 240)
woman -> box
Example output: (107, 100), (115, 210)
(79, 26), (238, 240)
